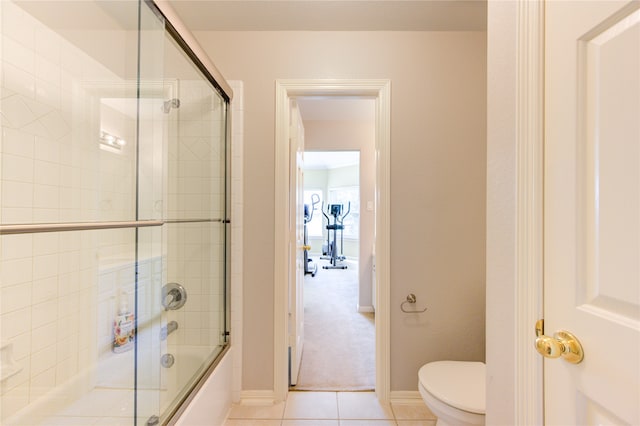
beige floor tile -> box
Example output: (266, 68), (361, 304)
(337, 392), (394, 420)
(339, 420), (397, 426)
(227, 401), (286, 419)
(224, 420), (282, 426)
(390, 402), (436, 420)
(282, 420), (339, 426)
(284, 392), (339, 419)
(396, 421), (437, 426)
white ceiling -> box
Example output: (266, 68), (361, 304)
(15, 0), (486, 32)
(305, 151), (360, 170)
(167, 0), (487, 31)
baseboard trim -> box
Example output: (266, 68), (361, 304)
(358, 304), (374, 313)
(240, 390), (422, 405)
(239, 390), (278, 405)
(389, 391), (423, 404)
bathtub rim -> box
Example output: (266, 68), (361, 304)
(165, 343), (230, 425)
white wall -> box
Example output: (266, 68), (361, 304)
(193, 30), (487, 392)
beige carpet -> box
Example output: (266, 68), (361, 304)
(293, 258), (375, 391)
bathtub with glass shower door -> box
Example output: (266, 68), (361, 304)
(0, 1), (231, 424)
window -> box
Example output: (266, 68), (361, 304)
(304, 189), (323, 237)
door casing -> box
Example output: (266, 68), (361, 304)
(513, 0), (544, 424)
(274, 79), (391, 402)
(488, 0), (544, 423)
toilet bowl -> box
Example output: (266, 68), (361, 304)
(418, 360), (485, 426)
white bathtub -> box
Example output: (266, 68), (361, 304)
(4, 344), (228, 425)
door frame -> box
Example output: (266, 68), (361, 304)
(274, 79), (391, 402)
(513, 0), (544, 424)
(488, 0), (545, 423)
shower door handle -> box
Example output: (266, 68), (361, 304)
(162, 283), (187, 310)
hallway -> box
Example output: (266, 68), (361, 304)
(294, 259), (374, 390)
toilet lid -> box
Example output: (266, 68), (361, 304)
(418, 361), (485, 414)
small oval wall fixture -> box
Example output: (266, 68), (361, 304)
(401, 293), (428, 313)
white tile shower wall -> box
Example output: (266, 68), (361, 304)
(95, 255), (164, 390)
(165, 77), (226, 351)
(1, 2), (139, 224)
(0, 231), (101, 422)
(0, 2), (140, 421)
(166, 222), (224, 348)
(168, 79), (225, 221)
(98, 103), (136, 222)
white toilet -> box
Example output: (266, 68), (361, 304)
(418, 360), (486, 426)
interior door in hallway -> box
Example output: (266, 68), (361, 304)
(289, 99), (305, 386)
(544, 1), (640, 423)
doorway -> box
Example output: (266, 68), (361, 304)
(274, 79), (391, 402)
(297, 148), (375, 391)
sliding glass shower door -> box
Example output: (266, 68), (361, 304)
(136, 26), (229, 424)
(0, 1), (230, 424)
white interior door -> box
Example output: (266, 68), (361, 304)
(544, 0), (640, 424)
(289, 99), (305, 386)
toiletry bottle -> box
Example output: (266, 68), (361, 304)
(113, 291), (135, 353)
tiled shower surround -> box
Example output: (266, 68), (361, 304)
(0, 1), (229, 423)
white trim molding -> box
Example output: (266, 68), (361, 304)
(274, 79), (391, 402)
(238, 390), (279, 405)
(515, 0), (544, 424)
(357, 305), (375, 313)
(389, 391), (423, 404)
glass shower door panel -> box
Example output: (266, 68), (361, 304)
(0, 228), (139, 425)
(161, 221), (226, 414)
(0, 0), (143, 226)
(1, 1), (165, 425)
(134, 226), (166, 426)
(157, 29), (229, 421)
(135, 2), (168, 425)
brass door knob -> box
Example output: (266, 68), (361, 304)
(534, 319), (584, 364)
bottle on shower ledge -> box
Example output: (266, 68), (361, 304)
(113, 291), (135, 353)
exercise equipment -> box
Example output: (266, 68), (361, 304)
(304, 194), (320, 277)
(321, 202), (350, 270)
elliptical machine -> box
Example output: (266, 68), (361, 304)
(321, 202), (351, 270)
(304, 193), (320, 277)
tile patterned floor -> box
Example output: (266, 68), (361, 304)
(224, 391), (437, 426)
